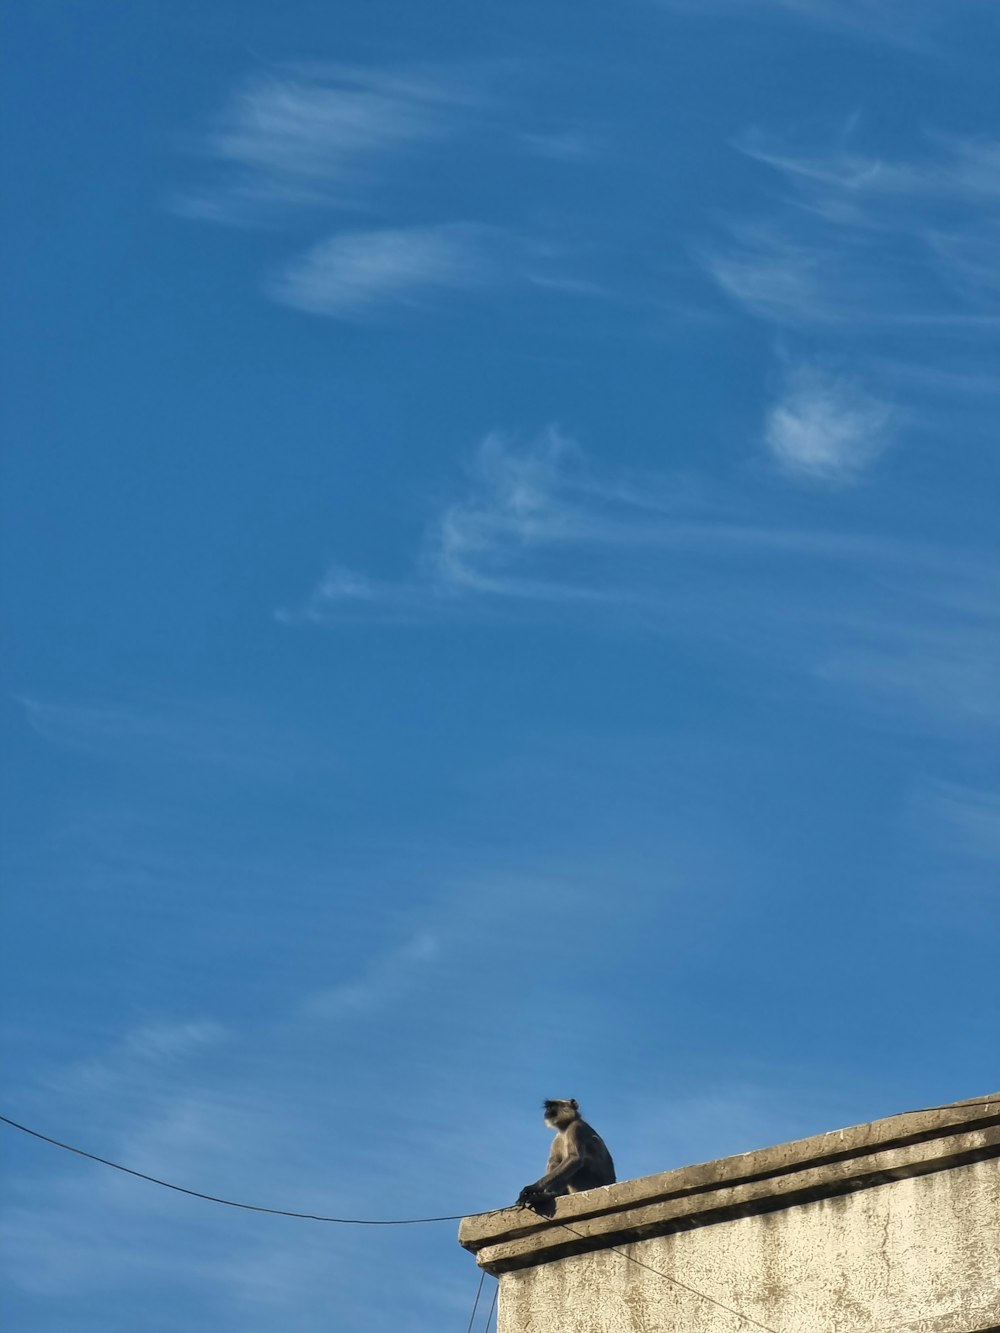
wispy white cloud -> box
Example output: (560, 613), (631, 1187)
(279, 430), (998, 727)
(764, 362), (894, 483)
(31, 1019), (230, 1108)
(281, 427), (592, 617)
(177, 66), (470, 223)
(711, 128), (1000, 476)
(519, 129), (596, 161)
(658, 0), (985, 48)
(17, 696), (333, 786)
(299, 931), (441, 1020)
(739, 130), (1000, 212)
(904, 780), (1000, 927)
(706, 222), (1000, 330)
(926, 221), (1000, 302)
(120, 1020), (229, 1066)
(922, 783), (1000, 865)
(872, 359), (1000, 400)
(279, 427), (917, 614)
(267, 223), (506, 319)
(764, 0), (971, 43)
(422, 428), (593, 595)
(705, 225), (851, 326)
(817, 614), (1000, 727)
(175, 64), (617, 322)
(705, 131), (1000, 328)
(274, 564), (427, 624)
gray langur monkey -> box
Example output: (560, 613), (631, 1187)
(516, 1099), (616, 1211)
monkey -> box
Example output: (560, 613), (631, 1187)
(516, 1099), (615, 1212)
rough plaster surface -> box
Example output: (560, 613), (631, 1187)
(496, 1159), (1000, 1333)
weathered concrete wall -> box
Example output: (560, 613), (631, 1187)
(494, 1158), (998, 1333)
(460, 1094), (1000, 1333)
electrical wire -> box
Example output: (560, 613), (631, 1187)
(1, 1096), (995, 1226)
(482, 1279), (498, 1331)
(464, 1269), (486, 1333)
(0, 1114), (475, 1225)
(4, 1098), (996, 1333)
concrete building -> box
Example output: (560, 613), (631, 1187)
(459, 1093), (1000, 1333)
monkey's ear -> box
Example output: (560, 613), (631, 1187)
(570, 1099), (579, 1109)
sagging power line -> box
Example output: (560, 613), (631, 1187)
(2, 1098), (994, 1226)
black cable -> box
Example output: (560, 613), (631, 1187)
(482, 1279), (498, 1332)
(2, 1096), (995, 1227)
(5, 1099), (997, 1333)
(464, 1269), (486, 1333)
(0, 1114), (477, 1225)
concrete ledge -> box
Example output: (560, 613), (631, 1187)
(459, 1092), (1000, 1275)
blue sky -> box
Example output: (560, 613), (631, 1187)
(1, 1), (998, 1329)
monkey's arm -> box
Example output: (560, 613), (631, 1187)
(519, 1124), (587, 1198)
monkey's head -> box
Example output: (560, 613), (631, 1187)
(543, 1098), (580, 1129)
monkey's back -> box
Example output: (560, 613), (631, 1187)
(566, 1120), (616, 1193)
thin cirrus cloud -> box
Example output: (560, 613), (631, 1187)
(298, 932), (441, 1021)
(903, 780), (1000, 925)
(16, 695), (333, 787)
(177, 66), (576, 319)
(267, 223), (506, 319)
(918, 782), (1000, 866)
(704, 131), (1000, 328)
(177, 66), (470, 222)
(738, 130), (1000, 210)
(279, 430), (999, 726)
(764, 363), (894, 483)
(704, 224), (852, 327)
(280, 425), (899, 617)
(658, 0), (983, 46)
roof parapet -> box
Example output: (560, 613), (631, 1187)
(459, 1092), (1000, 1275)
